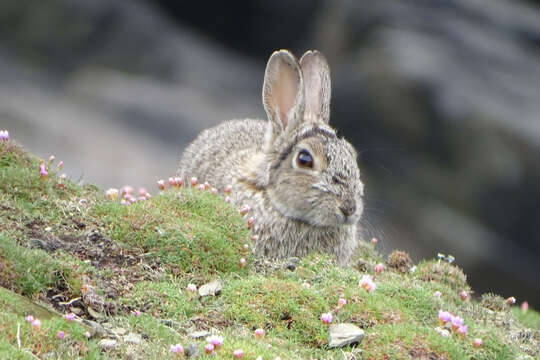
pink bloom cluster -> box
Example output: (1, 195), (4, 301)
(170, 343), (184, 355)
(359, 275), (376, 292)
(205, 335), (224, 354)
(0, 129), (9, 140)
(438, 310), (467, 336)
(320, 312), (333, 324)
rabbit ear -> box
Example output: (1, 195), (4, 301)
(300, 50), (331, 124)
(263, 50), (305, 133)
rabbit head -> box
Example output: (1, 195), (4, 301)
(254, 50), (364, 227)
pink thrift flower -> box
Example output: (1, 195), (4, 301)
(240, 204), (250, 215)
(247, 217), (254, 229)
(506, 296), (516, 305)
(157, 180), (166, 190)
(25, 315), (34, 323)
(359, 275), (376, 292)
(251, 234), (259, 241)
(473, 338), (482, 348)
(337, 298), (347, 307)
(133, 310), (141, 317)
(31, 319), (41, 330)
(57, 331), (65, 339)
(434, 291), (442, 299)
(197, 184), (205, 190)
(168, 177), (176, 187)
(451, 315), (464, 331)
(0, 130), (9, 140)
(39, 164), (48, 177)
(457, 325), (467, 337)
(233, 349), (244, 358)
(254, 328), (265, 338)
(225, 196), (231, 203)
(64, 313), (76, 321)
(59, 173), (67, 180)
(106, 188), (119, 200)
(170, 344), (184, 355)
(438, 310), (452, 324)
(191, 177), (198, 186)
(211, 187), (218, 194)
(225, 185), (232, 194)
(138, 188), (148, 197)
(57, 161), (63, 170)
(239, 258), (247, 267)
(204, 181), (210, 190)
(521, 301), (529, 312)
(187, 283), (197, 293)
(48, 155), (55, 164)
(371, 237), (378, 244)
(145, 193), (152, 200)
(320, 312), (333, 324)
(375, 263), (384, 274)
(204, 343), (214, 354)
(121, 185), (134, 196)
(459, 290), (469, 301)
(206, 335), (224, 348)
(85, 331), (91, 339)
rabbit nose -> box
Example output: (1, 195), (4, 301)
(339, 199), (356, 217)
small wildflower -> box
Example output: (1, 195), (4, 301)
(133, 310), (141, 317)
(25, 315), (34, 323)
(145, 193), (151, 200)
(247, 217), (254, 229)
(57, 161), (63, 170)
(85, 331), (91, 339)
(233, 349), (244, 358)
(251, 234), (259, 241)
(197, 184), (205, 190)
(521, 301), (529, 312)
(240, 204), (250, 215)
(459, 290), (469, 301)
(204, 343), (214, 354)
(359, 274), (376, 292)
(337, 298), (347, 307)
(473, 338), (483, 348)
(106, 188), (119, 200)
(302, 282), (311, 289)
(174, 177), (183, 187)
(320, 312), (333, 324)
(243, 244), (249, 251)
(138, 188), (148, 197)
(157, 180), (166, 190)
(225, 196), (231, 203)
(225, 185), (232, 194)
(374, 263), (384, 274)
(438, 310), (452, 325)
(57, 331), (65, 339)
(39, 164), (48, 177)
(239, 258), (247, 267)
(187, 283), (197, 293)
(31, 319), (41, 330)
(59, 173), (67, 180)
(254, 328), (265, 338)
(168, 177), (176, 187)
(434, 291), (442, 299)
(457, 325), (467, 337)
(64, 313), (76, 322)
(48, 155), (55, 164)
(204, 181), (210, 190)
(206, 335), (224, 348)
(191, 177), (198, 186)
(138, 196), (146, 201)
(211, 187), (218, 194)
(170, 344), (184, 355)
(0, 130), (9, 140)
(121, 185), (134, 196)
(371, 237), (378, 244)
(506, 296), (516, 305)
(450, 315), (464, 331)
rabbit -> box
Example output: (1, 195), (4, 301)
(177, 50), (364, 266)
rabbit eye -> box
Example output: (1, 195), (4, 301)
(297, 150), (313, 168)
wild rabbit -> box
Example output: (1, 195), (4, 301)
(178, 50), (364, 265)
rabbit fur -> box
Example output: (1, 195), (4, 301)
(177, 50), (364, 265)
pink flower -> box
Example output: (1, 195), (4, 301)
(25, 315), (34, 323)
(64, 313), (76, 321)
(121, 185), (134, 196)
(225, 185), (232, 194)
(211, 187), (218, 194)
(138, 188), (148, 197)
(187, 283), (197, 293)
(337, 298), (347, 307)
(459, 290), (469, 301)
(225, 196), (231, 203)
(506, 296), (516, 305)
(302, 282), (311, 289)
(239, 258), (247, 267)
(85, 331), (91, 339)
(145, 193), (152, 200)
(157, 180), (166, 191)
(438, 310), (452, 324)
(106, 188), (119, 200)
(521, 301), (529, 312)
(39, 164), (48, 177)
(233, 349), (244, 358)
(375, 263), (384, 274)
(197, 184), (205, 190)
(251, 235), (259, 241)
(168, 177), (176, 187)
(320, 312), (333, 324)
(457, 325), (467, 337)
(48, 155), (55, 164)
(191, 177), (198, 186)
(254, 328), (265, 338)
(133, 310), (141, 317)
(57, 331), (65, 339)
(473, 338), (482, 348)
(206, 335), (224, 348)
(359, 275), (376, 292)
(174, 177), (183, 187)
(204, 181), (210, 190)
(371, 237), (378, 244)
(0, 130), (9, 140)
(434, 291), (442, 299)
(204, 343), (214, 354)
(240, 204), (250, 215)
(31, 319), (41, 330)
(451, 315), (464, 331)
(243, 244), (249, 251)
(59, 173), (67, 180)
(170, 344), (184, 355)
(247, 217), (254, 229)
(57, 161), (63, 170)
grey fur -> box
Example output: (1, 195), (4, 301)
(177, 50), (364, 266)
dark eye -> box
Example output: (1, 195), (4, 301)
(297, 150), (313, 168)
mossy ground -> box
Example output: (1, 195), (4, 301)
(0, 138), (538, 359)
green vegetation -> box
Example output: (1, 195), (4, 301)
(0, 138), (538, 359)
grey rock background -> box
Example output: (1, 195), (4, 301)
(1, 0), (539, 306)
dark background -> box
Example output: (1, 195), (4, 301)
(1, 0), (539, 306)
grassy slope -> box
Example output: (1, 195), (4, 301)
(0, 139), (538, 359)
